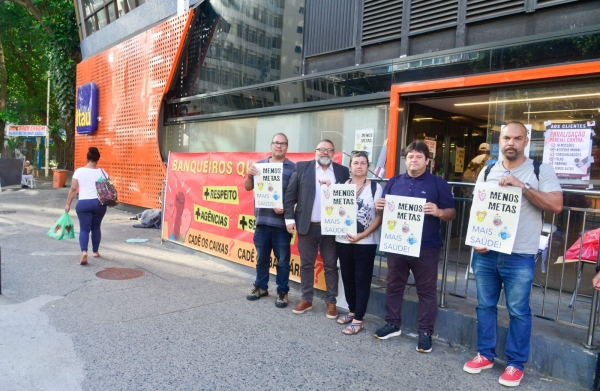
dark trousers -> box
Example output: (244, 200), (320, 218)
(253, 225), (292, 294)
(385, 247), (441, 334)
(337, 242), (377, 320)
(297, 224), (338, 304)
(76, 199), (107, 252)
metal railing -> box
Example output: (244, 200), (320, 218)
(439, 182), (600, 348)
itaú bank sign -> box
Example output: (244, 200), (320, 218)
(76, 82), (99, 134)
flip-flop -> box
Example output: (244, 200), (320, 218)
(80, 253), (88, 265)
(342, 322), (364, 335)
(337, 314), (355, 325)
(93, 252), (100, 258)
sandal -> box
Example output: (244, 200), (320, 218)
(337, 313), (355, 325)
(93, 252), (100, 258)
(80, 253), (88, 265)
(342, 321), (364, 335)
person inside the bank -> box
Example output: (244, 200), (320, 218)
(373, 141), (455, 352)
(284, 139), (350, 319)
(463, 121), (562, 387)
(21, 160), (34, 188)
(244, 133), (296, 308)
(335, 150), (382, 335)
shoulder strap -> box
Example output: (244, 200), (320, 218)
(483, 162), (493, 182)
(533, 160), (541, 181)
(370, 181), (377, 198)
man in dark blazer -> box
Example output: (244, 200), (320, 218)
(284, 139), (350, 319)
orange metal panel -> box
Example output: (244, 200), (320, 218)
(75, 11), (193, 209)
(385, 60), (600, 176)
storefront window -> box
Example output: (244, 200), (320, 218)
(162, 105), (389, 174)
(487, 80), (600, 188)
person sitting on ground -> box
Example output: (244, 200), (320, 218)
(21, 160), (34, 188)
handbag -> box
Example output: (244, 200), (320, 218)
(96, 170), (119, 207)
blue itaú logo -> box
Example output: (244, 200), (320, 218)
(76, 82), (99, 134)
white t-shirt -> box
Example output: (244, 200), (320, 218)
(73, 167), (108, 200)
(336, 181), (383, 245)
(477, 158), (562, 254)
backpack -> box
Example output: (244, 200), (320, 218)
(483, 160), (541, 182)
(462, 155), (491, 183)
(95, 170), (119, 207)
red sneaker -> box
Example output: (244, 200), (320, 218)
(463, 353), (494, 374)
(499, 366), (523, 387)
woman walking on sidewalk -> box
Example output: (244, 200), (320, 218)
(65, 147), (108, 265)
(335, 151), (382, 334)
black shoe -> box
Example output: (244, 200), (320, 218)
(246, 284), (268, 301)
(416, 332), (432, 353)
(374, 323), (401, 340)
(275, 291), (288, 308)
(21, 185), (28, 188)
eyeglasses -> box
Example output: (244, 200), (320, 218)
(316, 148), (334, 153)
(271, 141), (288, 146)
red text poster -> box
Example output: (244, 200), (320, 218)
(162, 152), (343, 291)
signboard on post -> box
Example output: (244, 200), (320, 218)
(380, 195), (426, 257)
(6, 125), (48, 137)
(542, 121), (593, 179)
(76, 82), (99, 134)
(320, 184), (357, 236)
(253, 163), (283, 209)
(465, 182), (522, 254)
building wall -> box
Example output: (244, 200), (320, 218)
(75, 12), (192, 209)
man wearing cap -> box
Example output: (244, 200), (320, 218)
(21, 160), (34, 188)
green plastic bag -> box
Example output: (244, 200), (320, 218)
(47, 212), (76, 240)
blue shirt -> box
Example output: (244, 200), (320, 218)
(254, 157), (296, 228)
(382, 171), (455, 249)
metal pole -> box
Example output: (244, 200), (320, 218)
(0, 246), (2, 295)
(45, 70), (50, 177)
(583, 231), (600, 349)
(439, 220), (452, 308)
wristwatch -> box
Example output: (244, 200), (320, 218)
(523, 182), (531, 194)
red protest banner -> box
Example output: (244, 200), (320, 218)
(162, 152), (343, 291)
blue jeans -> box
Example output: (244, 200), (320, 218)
(253, 225), (292, 294)
(76, 199), (107, 252)
(472, 251), (535, 370)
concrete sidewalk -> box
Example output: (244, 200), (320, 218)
(0, 185), (586, 390)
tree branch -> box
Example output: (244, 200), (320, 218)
(10, 0), (53, 35)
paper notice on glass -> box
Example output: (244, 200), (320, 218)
(543, 122), (593, 178)
(465, 182), (522, 255)
(355, 129), (374, 157)
(455, 147), (465, 173)
(320, 184), (357, 236)
(253, 163), (283, 209)
(379, 195), (426, 257)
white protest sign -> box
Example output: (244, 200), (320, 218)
(465, 182), (522, 255)
(355, 129), (374, 157)
(543, 121), (593, 178)
(253, 163), (283, 209)
(321, 184), (357, 236)
(379, 195), (426, 257)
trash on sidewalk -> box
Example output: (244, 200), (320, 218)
(125, 238), (149, 243)
(131, 209), (162, 229)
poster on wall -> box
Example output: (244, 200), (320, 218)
(424, 137), (437, 159)
(320, 184), (357, 236)
(542, 121), (593, 179)
(355, 129), (374, 157)
(465, 182), (522, 254)
(253, 163), (283, 209)
(379, 195), (425, 257)
(162, 152), (342, 291)
(455, 147), (465, 173)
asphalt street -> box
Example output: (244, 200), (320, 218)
(0, 183), (585, 390)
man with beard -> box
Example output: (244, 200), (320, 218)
(284, 139), (350, 319)
(463, 121), (562, 387)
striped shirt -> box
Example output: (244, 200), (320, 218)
(254, 157), (296, 228)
